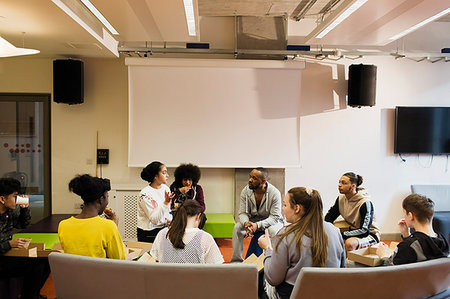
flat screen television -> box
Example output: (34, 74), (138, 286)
(395, 106), (450, 154)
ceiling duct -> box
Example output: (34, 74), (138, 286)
(236, 16), (287, 60)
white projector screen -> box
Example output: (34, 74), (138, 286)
(127, 58), (302, 168)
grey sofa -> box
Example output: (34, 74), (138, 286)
(48, 252), (258, 299)
(290, 258), (450, 299)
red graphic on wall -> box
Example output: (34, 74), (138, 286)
(2, 142), (43, 155)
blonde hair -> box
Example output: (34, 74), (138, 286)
(275, 187), (328, 267)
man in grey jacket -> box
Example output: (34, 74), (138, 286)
(231, 167), (283, 262)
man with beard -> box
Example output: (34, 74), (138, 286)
(231, 168), (283, 262)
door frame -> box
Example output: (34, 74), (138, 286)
(0, 92), (52, 218)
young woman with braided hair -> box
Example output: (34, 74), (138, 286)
(258, 187), (345, 299)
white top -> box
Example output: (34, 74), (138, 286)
(151, 227), (224, 264)
(137, 184), (172, 231)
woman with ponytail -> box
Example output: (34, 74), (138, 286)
(325, 172), (380, 251)
(258, 187), (345, 299)
(58, 174), (125, 259)
(150, 199), (223, 264)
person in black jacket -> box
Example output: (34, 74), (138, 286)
(377, 194), (449, 265)
(0, 178), (50, 299)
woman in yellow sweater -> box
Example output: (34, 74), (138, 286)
(58, 174), (125, 259)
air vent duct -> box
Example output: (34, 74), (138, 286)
(236, 16), (287, 60)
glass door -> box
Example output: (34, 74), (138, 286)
(0, 93), (51, 223)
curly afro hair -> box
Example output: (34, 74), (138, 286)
(173, 163), (201, 188)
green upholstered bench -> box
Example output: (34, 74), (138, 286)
(12, 233), (60, 250)
(203, 213), (235, 238)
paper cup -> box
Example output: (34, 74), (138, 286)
(16, 195), (29, 205)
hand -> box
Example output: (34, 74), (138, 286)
(244, 222), (255, 237)
(164, 191), (175, 205)
(258, 229), (272, 250)
(9, 238), (31, 248)
(165, 217), (172, 225)
(398, 219), (410, 238)
(376, 242), (391, 258)
(104, 208), (119, 226)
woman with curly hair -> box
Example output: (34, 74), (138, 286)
(170, 163), (205, 212)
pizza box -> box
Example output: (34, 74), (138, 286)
(347, 245), (392, 267)
(242, 253), (265, 272)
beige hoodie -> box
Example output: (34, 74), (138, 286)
(338, 190), (380, 241)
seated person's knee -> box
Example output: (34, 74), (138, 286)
(344, 238), (359, 251)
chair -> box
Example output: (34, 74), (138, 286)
(289, 258), (450, 299)
(411, 185), (450, 243)
(49, 252), (258, 299)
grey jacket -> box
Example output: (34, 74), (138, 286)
(264, 221), (346, 286)
(238, 182), (283, 230)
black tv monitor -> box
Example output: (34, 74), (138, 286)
(395, 106), (450, 154)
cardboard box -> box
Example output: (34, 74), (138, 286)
(333, 220), (352, 233)
(126, 241), (153, 260)
(4, 242), (63, 257)
(3, 247), (38, 257)
(242, 253), (265, 272)
(347, 245), (392, 267)
(126, 247), (142, 261)
(136, 252), (157, 263)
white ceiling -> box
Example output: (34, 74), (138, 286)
(0, 0), (449, 58)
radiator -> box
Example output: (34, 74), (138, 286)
(109, 186), (143, 241)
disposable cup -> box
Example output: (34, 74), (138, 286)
(16, 195), (29, 205)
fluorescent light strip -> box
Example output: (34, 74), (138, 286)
(80, 0), (119, 35)
(183, 0), (196, 36)
(389, 8), (450, 41)
(317, 0), (368, 38)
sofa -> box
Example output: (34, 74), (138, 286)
(48, 252), (258, 299)
(290, 258), (450, 299)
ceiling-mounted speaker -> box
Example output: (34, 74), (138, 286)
(348, 64), (377, 108)
(53, 59), (84, 105)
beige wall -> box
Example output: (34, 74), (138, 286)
(1, 55), (450, 234)
(0, 57), (235, 214)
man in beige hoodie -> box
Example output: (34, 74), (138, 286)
(325, 172), (380, 251)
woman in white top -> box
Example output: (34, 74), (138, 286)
(151, 199), (224, 264)
(137, 161), (173, 243)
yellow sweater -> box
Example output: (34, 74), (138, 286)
(58, 216), (125, 260)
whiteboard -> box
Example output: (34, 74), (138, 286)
(127, 58), (302, 168)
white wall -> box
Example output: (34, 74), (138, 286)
(286, 56), (450, 233)
(1, 55), (449, 233)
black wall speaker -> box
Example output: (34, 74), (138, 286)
(53, 59), (84, 105)
(348, 64), (377, 107)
